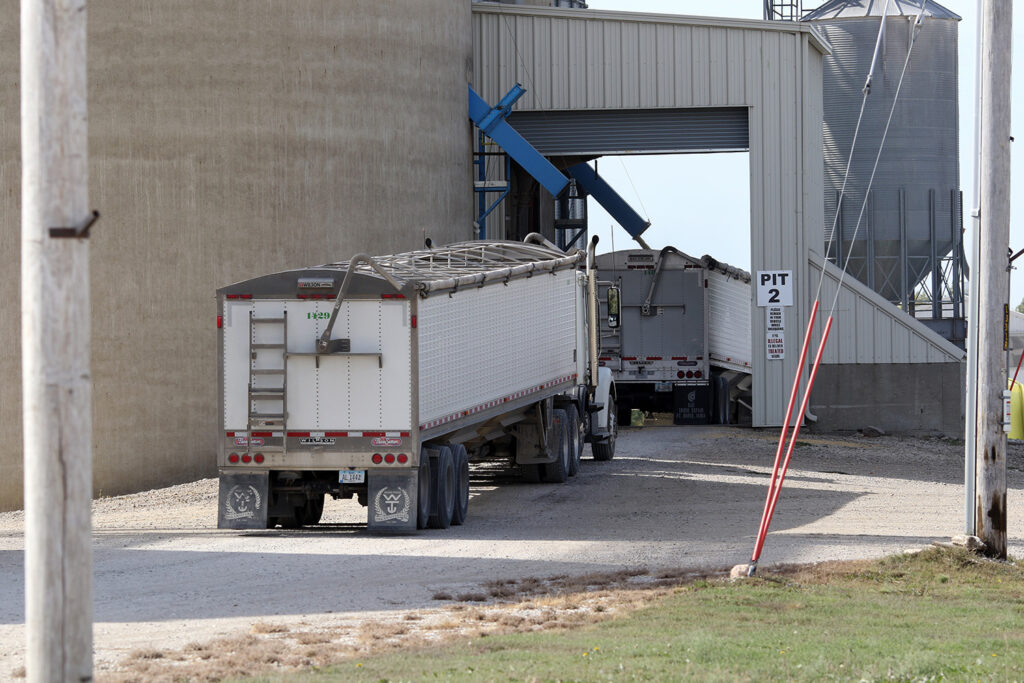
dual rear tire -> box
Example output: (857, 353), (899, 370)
(418, 444), (470, 529)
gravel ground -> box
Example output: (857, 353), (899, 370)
(2, 424), (1023, 679)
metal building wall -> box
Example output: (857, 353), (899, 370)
(809, 253), (963, 364)
(0, 0), (473, 511)
(473, 4), (828, 427)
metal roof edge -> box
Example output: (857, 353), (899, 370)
(472, 3), (833, 55)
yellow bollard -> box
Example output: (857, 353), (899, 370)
(1009, 379), (1024, 440)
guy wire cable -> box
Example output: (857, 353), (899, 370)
(749, 0), (931, 576)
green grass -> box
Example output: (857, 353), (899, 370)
(271, 548), (1024, 682)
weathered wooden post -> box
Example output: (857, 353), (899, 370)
(973, 0), (1012, 559)
(21, 0), (94, 678)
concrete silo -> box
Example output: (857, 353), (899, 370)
(0, 0), (472, 510)
(804, 0), (963, 343)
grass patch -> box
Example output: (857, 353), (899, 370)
(283, 548), (1024, 682)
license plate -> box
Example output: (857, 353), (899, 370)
(655, 382), (674, 393)
(339, 470), (366, 484)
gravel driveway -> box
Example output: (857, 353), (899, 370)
(2, 424), (1023, 678)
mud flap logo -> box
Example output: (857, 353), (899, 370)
(373, 486), (411, 523)
(224, 485), (262, 521)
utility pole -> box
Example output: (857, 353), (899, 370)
(21, 0), (94, 679)
(973, 0), (1012, 560)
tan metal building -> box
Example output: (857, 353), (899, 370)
(472, 3), (963, 431)
(0, 0), (473, 511)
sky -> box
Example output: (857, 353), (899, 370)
(579, 0), (1024, 307)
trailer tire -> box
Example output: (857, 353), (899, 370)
(450, 444), (469, 526)
(565, 404), (583, 477)
(302, 494), (325, 526)
(428, 446), (455, 529)
(417, 448), (432, 529)
(542, 409), (570, 483)
(593, 396), (617, 461)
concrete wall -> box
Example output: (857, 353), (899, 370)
(809, 362), (965, 436)
(0, 0), (473, 511)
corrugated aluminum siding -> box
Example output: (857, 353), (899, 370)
(507, 108), (749, 155)
(809, 252), (963, 364)
(707, 271), (753, 372)
(472, 4), (828, 426)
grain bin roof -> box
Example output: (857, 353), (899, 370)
(803, 0), (960, 20)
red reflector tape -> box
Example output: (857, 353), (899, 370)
(362, 431), (386, 437)
(287, 432), (310, 438)
(325, 431), (348, 437)
(239, 294), (252, 299)
(381, 293), (406, 299)
(226, 294), (239, 300)
(599, 357), (611, 361)
(672, 357), (686, 361)
(400, 431), (410, 437)
(251, 431), (272, 437)
(411, 315), (417, 328)
(622, 357), (637, 361)
(226, 432), (235, 437)
(647, 356), (662, 361)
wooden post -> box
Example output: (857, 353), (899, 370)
(21, 0), (93, 679)
(974, 0), (1012, 559)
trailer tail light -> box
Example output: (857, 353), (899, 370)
(411, 315), (417, 328)
(217, 315), (223, 329)
(686, 371), (694, 378)
(241, 454), (252, 464)
(254, 453), (265, 464)
(384, 453), (395, 464)
(677, 371), (685, 379)
(372, 453), (383, 464)
(397, 453), (408, 464)
(228, 453), (240, 463)
(695, 371), (703, 379)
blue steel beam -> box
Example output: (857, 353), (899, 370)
(468, 85), (568, 198)
(566, 162), (651, 238)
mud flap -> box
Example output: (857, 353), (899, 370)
(218, 471), (269, 529)
(367, 469), (418, 534)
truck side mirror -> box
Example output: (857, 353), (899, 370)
(607, 286), (621, 329)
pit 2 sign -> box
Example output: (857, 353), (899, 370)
(757, 270), (792, 361)
(756, 270), (793, 307)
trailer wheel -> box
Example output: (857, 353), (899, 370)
(450, 444), (469, 525)
(428, 446), (455, 529)
(565, 404), (583, 477)
(593, 396), (617, 461)
(417, 447), (432, 529)
(542, 409), (570, 483)
(303, 494), (325, 526)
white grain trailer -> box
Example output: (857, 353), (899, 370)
(217, 237), (616, 533)
(596, 247), (751, 425)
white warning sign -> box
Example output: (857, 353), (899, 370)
(766, 331), (785, 360)
(756, 270), (793, 307)
(766, 306), (785, 332)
